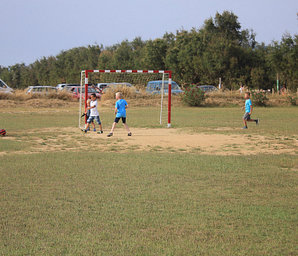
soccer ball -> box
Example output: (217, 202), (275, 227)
(0, 129), (6, 136)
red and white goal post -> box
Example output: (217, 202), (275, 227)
(79, 70), (173, 129)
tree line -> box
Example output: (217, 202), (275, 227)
(1, 11), (297, 92)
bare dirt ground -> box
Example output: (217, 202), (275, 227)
(78, 127), (297, 155)
(2, 126), (297, 156)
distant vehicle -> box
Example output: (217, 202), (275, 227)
(146, 80), (183, 95)
(62, 84), (98, 92)
(56, 83), (80, 90)
(0, 79), (14, 94)
(196, 85), (219, 93)
(25, 86), (57, 95)
(97, 83), (110, 92)
(102, 82), (141, 94)
(68, 86), (101, 101)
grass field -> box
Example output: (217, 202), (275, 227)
(0, 101), (298, 255)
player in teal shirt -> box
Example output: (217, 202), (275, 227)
(115, 98), (127, 118)
(107, 92), (132, 137)
(241, 92), (259, 129)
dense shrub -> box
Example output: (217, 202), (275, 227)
(101, 85), (145, 101)
(0, 92), (11, 100)
(251, 91), (268, 106)
(287, 94), (297, 106)
(47, 91), (72, 101)
(179, 86), (205, 107)
(0, 90), (72, 101)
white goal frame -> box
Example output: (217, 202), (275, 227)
(79, 70), (172, 129)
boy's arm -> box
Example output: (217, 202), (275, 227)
(86, 105), (95, 110)
(249, 105), (252, 115)
(114, 107), (117, 115)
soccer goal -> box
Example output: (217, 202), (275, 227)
(79, 70), (173, 130)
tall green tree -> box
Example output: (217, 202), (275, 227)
(131, 36), (146, 69)
(267, 34), (298, 91)
(110, 40), (133, 69)
(143, 38), (167, 70)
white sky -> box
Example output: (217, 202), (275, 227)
(0, 0), (297, 67)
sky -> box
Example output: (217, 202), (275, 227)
(1, 0), (297, 67)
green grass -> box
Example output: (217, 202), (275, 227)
(0, 152), (298, 255)
(0, 110), (78, 131)
(0, 139), (29, 152)
(1, 105), (298, 254)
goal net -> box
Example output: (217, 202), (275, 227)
(79, 70), (172, 130)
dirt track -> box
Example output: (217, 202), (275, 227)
(49, 127), (296, 155)
(95, 127), (297, 155)
(1, 126), (297, 156)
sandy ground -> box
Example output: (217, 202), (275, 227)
(1, 126), (297, 156)
(92, 127), (297, 155)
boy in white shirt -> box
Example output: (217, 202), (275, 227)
(82, 93), (103, 134)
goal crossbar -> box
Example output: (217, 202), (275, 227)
(80, 70), (172, 128)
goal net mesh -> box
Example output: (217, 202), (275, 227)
(79, 70), (172, 130)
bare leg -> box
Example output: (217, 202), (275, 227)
(123, 123), (131, 133)
(243, 119), (247, 127)
(243, 118), (259, 128)
(110, 122), (117, 133)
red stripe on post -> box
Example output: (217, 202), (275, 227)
(168, 71), (172, 127)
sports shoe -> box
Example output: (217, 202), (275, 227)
(86, 128), (90, 131)
(128, 132), (132, 136)
(241, 126), (248, 129)
(82, 129), (87, 133)
(256, 119), (259, 125)
(107, 133), (113, 137)
(97, 130), (103, 134)
(93, 128), (96, 132)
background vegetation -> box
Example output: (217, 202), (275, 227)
(1, 11), (298, 92)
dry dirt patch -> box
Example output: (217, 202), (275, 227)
(2, 127), (295, 156)
(95, 128), (296, 155)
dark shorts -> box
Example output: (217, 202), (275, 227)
(243, 112), (251, 120)
(114, 117), (126, 123)
(86, 115), (93, 123)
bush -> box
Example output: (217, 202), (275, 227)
(287, 94), (297, 106)
(101, 85), (143, 100)
(0, 90), (72, 101)
(0, 92), (12, 100)
(179, 86), (205, 107)
(48, 91), (72, 101)
(251, 91), (268, 106)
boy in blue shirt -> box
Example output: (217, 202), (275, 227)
(107, 92), (132, 137)
(241, 92), (259, 129)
